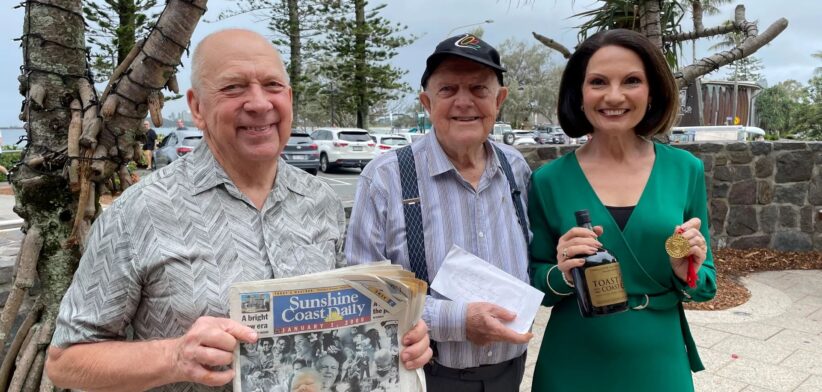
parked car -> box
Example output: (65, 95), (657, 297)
(489, 122), (515, 144)
(512, 130), (538, 146)
(154, 129), (203, 169)
(534, 125), (566, 144)
(283, 133), (320, 175)
(397, 132), (426, 144)
(550, 131), (567, 144)
(370, 134), (410, 155)
(310, 127), (375, 172)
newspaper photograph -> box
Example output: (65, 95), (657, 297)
(230, 264), (426, 392)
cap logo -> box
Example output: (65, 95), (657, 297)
(454, 34), (481, 50)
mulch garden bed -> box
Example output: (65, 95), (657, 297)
(684, 248), (822, 310)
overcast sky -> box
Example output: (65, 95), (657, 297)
(1, 0), (819, 126)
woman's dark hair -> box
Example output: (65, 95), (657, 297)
(557, 29), (679, 138)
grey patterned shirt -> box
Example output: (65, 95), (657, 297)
(52, 142), (346, 391)
(345, 132), (531, 369)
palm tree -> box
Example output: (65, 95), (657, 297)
(687, 0), (733, 63)
(532, 0), (788, 89)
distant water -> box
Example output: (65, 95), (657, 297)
(0, 126), (183, 149)
(1, 128), (26, 149)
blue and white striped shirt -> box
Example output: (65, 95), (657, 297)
(345, 131), (531, 369)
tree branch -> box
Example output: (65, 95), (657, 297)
(665, 23), (737, 43)
(0, 228), (43, 342)
(677, 16), (788, 88)
(531, 32), (571, 59)
(0, 299), (42, 391)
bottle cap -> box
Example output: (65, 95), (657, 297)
(575, 209), (591, 226)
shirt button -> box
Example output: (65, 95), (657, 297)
(487, 351), (493, 357)
(478, 231), (485, 238)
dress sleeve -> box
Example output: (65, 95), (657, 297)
(51, 203), (141, 348)
(528, 172), (574, 306)
(672, 158), (717, 302)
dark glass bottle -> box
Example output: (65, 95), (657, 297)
(570, 209), (629, 317)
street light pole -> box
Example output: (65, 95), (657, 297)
(446, 19), (494, 38)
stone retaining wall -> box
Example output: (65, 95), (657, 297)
(2, 141), (819, 309)
(518, 141), (822, 252)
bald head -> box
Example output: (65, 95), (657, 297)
(185, 27), (294, 176)
(190, 29), (288, 92)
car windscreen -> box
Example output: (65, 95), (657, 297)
(182, 136), (202, 147)
(339, 132), (371, 142)
(381, 137), (408, 146)
(289, 134), (313, 145)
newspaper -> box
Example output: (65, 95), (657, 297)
(230, 262), (427, 392)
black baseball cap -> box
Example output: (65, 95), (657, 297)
(420, 34), (506, 88)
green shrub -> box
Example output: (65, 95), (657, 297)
(0, 151), (22, 182)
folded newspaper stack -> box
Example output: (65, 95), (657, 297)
(230, 262), (427, 392)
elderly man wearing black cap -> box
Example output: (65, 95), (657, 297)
(346, 34), (532, 392)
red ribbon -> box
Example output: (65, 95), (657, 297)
(676, 227), (697, 288)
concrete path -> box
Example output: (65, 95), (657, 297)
(520, 270), (822, 391)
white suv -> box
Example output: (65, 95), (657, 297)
(310, 128), (375, 172)
(370, 134), (410, 156)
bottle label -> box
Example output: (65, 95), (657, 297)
(584, 263), (627, 307)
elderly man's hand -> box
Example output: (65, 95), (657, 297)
(171, 316), (258, 386)
(399, 320), (432, 369)
(465, 302), (533, 346)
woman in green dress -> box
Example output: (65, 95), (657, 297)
(528, 29), (717, 392)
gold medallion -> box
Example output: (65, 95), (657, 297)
(665, 233), (691, 259)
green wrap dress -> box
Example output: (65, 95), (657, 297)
(528, 142), (717, 392)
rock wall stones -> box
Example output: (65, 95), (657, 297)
(518, 141), (822, 252)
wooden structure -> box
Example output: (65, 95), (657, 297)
(678, 79), (762, 127)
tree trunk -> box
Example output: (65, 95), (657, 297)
(692, 0), (704, 32)
(2, 0), (206, 389)
(354, 0), (368, 129)
(1, 2), (86, 390)
(640, 0), (663, 52)
(287, 0), (302, 123)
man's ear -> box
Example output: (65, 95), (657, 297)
(187, 89), (206, 131)
(495, 86), (509, 110)
(419, 91), (431, 114)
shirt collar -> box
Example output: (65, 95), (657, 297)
(424, 128), (502, 178)
(187, 142), (234, 196)
(186, 142), (309, 200)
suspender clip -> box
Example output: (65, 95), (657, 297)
(403, 197), (421, 205)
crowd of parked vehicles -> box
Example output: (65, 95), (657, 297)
(147, 123), (581, 175)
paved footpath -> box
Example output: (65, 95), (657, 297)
(520, 270), (822, 392)
(0, 190), (820, 391)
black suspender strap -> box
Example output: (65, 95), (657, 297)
(492, 145), (530, 248)
(396, 146), (430, 284)
(395, 144), (530, 285)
